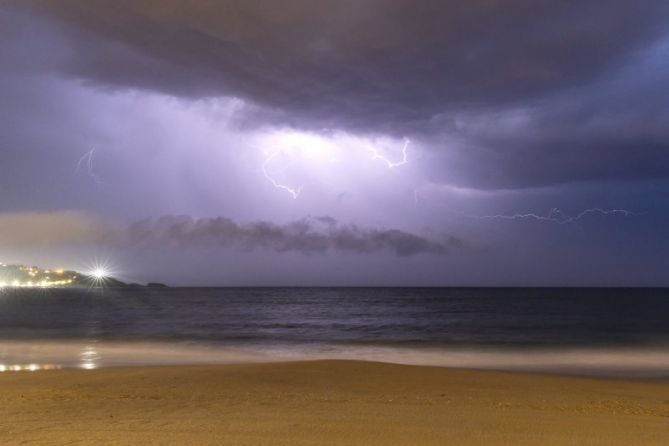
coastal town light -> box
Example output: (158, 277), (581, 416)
(91, 268), (109, 279)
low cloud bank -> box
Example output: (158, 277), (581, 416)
(126, 215), (460, 256)
(0, 212), (458, 257)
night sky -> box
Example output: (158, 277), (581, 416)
(1, 1), (668, 286)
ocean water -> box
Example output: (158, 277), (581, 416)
(1, 287), (668, 376)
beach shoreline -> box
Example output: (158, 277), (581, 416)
(1, 360), (668, 445)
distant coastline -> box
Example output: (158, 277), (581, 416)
(0, 262), (166, 288)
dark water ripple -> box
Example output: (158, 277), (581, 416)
(0, 287), (668, 348)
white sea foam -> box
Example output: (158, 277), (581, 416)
(1, 340), (669, 377)
(305, 345), (669, 378)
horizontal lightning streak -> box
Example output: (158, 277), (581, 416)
(463, 208), (636, 225)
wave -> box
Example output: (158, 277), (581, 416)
(1, 340), (669, 378)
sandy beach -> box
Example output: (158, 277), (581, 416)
(1, 360), (668, 445)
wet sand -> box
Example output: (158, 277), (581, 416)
(1, 360), (668, 445)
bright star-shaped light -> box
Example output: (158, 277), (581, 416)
(91, 268), (108, 279)
(83, 258), (118, 288)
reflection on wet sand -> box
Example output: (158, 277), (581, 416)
(0, 341), (270, 371)
(0, 363), (61, 372)
(79, 344), (100, 370)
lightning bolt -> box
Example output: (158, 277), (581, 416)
(261, 152), (303, 199)
(260, 134), (410, 200)
(76, 148), (103, 184)
(368, 138), (409, 168)
(462, 207), (636, 225)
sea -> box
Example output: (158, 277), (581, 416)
(1, 287), (669, 377)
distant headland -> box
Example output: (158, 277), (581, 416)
(0, 263), (166, 288)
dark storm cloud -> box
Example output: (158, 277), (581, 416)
(8, 1), (668, 129)
(438, 49), (669, 190)
(3, 1), (669, 190)
(126, 215), (458, 256)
